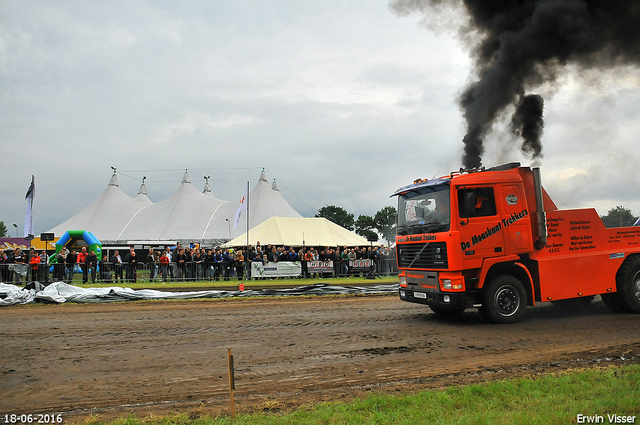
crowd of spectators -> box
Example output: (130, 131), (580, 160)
(0, 242), (397, 285)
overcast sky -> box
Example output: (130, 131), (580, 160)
(2, 1), (640, 237)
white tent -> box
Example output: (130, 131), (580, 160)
(47, 169), (303, 246)
(223, 217), (370, 248)
(47, 173), (152, 242)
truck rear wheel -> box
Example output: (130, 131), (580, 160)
(601, 293), (625, 313)
(480, 275), (527, 324)
(615, 256), (640, 313)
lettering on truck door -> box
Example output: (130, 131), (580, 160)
(457, 187), (506, 262)
(499, 184), (533, 253)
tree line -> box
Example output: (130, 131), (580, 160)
(315, 205), (397, 244)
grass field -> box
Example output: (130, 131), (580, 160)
(71, 275), (398, 290)
(83, 364), (640, 425)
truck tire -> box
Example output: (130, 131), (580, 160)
(601, 293), (625, 313)
(480, 275), (527, 324)
(615, 256), (640, 313)
(429, 305), (465, 318)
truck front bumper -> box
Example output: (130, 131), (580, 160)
(399, 288), (467, 309)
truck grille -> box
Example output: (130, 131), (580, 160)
(397, 242), (448, 269)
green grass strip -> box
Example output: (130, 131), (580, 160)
(83, 364), (640, 425)
(72, 276), (398, 290)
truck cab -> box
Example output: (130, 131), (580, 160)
(392, 163), (640, 323)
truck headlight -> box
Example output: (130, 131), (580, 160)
(399, 276), (407, 287)
(441, 278), (463, 290)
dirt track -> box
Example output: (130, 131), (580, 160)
(2, 294), (640, 422)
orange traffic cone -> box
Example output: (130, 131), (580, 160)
(238, 283), (245, 291)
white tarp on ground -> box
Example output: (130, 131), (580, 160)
(0, 281), (399, 306)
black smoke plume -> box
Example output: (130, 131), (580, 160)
(511, 94), (544, 159)
(390, 0), (640, 168)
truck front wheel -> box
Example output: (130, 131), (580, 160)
(480, 275), (527, 324)
(615, 256), (640, 313)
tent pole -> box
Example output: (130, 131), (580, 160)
(246, 180), (249, 254)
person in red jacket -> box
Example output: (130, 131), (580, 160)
(29, 251), (41, 283)
(77, 247), (88, 283)
(159, 252), (170, 282)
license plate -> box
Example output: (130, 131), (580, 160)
(414, 292), (427, 299)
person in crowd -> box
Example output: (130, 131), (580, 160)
(54, 248), (66, 281)
(66, 249), (77, 284)
(175, 248), (186, 281)
(341, 247), (350, 277)
(159, 251), (170, 282)
(204, 249), (213, 281)
(146, 248), (156, 282)
(124, 248), (137, 283)
(0, 250), (9, 283)
(250, 249), (263, 279)
(111, 250), (123, 282)
(26, 247), (34, 282)
(211, 249), (220, 280)
(154, 250), (161, 280)
(86, 249), (98, 283)
(235, 249), (244, 280)
(184, 247), (193, 280)
(329, 248), (339, 278)
(77, 247), (88, 283)
(99, 252), (111, 283)
(288, 248), (298, 262)
(222, 249), (233, 281)
(267, 247), (277, 262)
(163, 246), (173, 280)
(303, 248), (313, 278)
(29, 250), (41, 283)
(347, 248), (357, 277)
(193, 249), (204, 281)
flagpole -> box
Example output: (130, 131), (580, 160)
(246, 180), (249, 280)
(24, 175), (35, 240)
(246, 180), (249, 252)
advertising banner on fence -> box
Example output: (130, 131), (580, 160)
(251, 261), (302, 278)
(349, 259), (372, 270)
(307, 261), (333, 273)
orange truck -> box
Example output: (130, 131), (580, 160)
(391, 162), (640, 323)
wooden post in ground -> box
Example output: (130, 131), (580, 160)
(227, 347), (235, 417)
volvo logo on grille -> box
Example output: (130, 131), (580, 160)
(414, 252), (420, 259)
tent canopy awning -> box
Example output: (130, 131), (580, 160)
(222, 217), (370, 248)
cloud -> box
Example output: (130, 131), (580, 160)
(1, 0), (638, 238)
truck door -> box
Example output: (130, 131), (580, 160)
(499, 185), (533, 253)
(457, 187), (505, 264)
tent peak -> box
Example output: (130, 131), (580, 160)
(108, 172), (119, 187)
(182, 170), (191, 184)
(138, 176), (148, 195)
(272, 179), (279, 191)
(203, 175), (211, 194)
(259, 168), (268, 182)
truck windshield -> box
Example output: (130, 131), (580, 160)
(397, 184), (450, 235)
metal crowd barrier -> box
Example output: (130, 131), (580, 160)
(0, 258), (398, 285)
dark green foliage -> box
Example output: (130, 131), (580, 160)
(600, 206), (638, 228)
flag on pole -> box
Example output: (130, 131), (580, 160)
(233, 184), (248, 230)
(24, 175), (35, 238)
